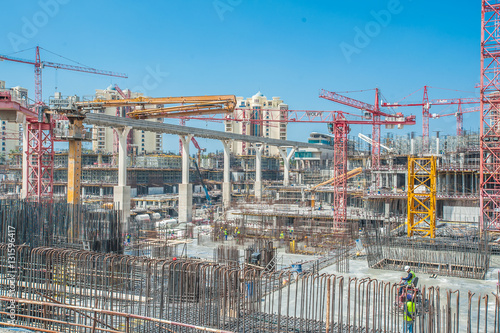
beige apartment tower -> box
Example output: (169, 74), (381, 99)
(225, 91), (288, 156)
(92, 86), (163, 154)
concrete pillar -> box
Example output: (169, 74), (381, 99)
(393, 173), (398, 193)
(445, 172), (449, 195)
(113, 126), (132, 232)
(471, 172), (474, 195)
(385, 202), (390, 220)
(435, 135), (440, 155)
(437, 174), (441, 194)
(255, 144), (264, 200)
(279, 147), (296, 187)
(82, 186), (86, 198)
(404, 171), (408, 192)
(100, 187), (104, 197)
(222, 140), (231, 208)
(179, 135), (193, 223)
(462, 172), (465, 195)
(454, 172), (457, 195)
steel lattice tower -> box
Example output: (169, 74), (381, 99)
(480, 1), (500, 231)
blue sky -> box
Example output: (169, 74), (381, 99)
(0, 0), (480, 152)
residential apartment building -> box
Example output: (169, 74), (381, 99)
(92, 86), (163, 154)
(0, 81), (25, 154)
(225, 91), (288, 156)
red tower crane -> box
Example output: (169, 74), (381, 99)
(320, 88), (394, 188)
(480, 1), (500, 232)
(327, 112), (416, 233)
(431, 105), (479, 136)
(0, 47), (127, 201)
(380, 86), (479, 153)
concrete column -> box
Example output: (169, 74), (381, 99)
(471, 172), (474, 195)
(437, 174), (441, 194)
(179, 135), (193, 223)
(435, 134), (440, 155)
(254, 144), (264, 201)
(279, 147), (296, 187)
(21, 121), (28, 199)
(462, 172), (465, 195)
(222, 140), (231, 208)
(113, 127), (131, 232)
(384, 202), (390, 220)
(393, 173), (398, 193)
(404, 171), (408, 191)
(444, 172), (449, 195)
(100, 187), (104, 197)
(454, 172), (457, 195)
(82, 186), (86, 198)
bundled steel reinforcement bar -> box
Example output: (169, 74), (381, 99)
(0, 245), (498, 332)
(0, 199), (122, 253)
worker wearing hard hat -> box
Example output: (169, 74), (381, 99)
(399, 266), (416, 296)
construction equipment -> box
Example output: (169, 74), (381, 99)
(190, 137), (211, 205)
(113, 85), (133, 154)
(320, 88), (399, 188)
(0, 47), (127, 201)
(327, 111), (416, 233)
(193, 159), (211, 206)
(0, 46), (127, 106)
(430, 105), (479, 136)
(59, 94), (235, 205)
(358, 133), (392, 152)
(480, 0), (500, 232)
(77, 95), (237, 118)
(191, 137), (206, 166)
(380, 86), (479, 153)
(407, 156), (437, 238)
(308, 167), (363, 208)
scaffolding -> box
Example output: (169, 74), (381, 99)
(407, 156), (437, 238)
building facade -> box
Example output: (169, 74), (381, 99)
(0, 81), (25, 155)
(225, 91), (288, 156)
(92, 86), (163, 154)
(294, 132), (334, 170)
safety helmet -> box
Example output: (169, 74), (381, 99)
(404, 266), (410, 272)
(407, 294), (413, 301)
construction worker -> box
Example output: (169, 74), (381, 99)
(403, 294), (416, 332)
(399, 266), (416, 296)
(280, 231), (285, 244)
(224, 229), (228, 241)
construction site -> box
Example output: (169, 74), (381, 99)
(0, 1), (499, 333)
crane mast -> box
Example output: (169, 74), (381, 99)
(0, 47), (127, 201)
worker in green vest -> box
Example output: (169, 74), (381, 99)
(403, 294), (416, 332)
(224, 229), (228, 241)
(399, 266), (416, 296)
